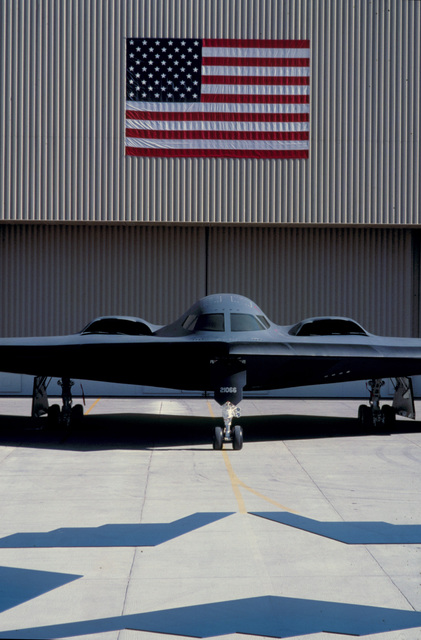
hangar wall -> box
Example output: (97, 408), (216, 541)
(1, 0), (420, 224)
(0, 224), (416, 338)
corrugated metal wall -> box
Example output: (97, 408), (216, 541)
(207, 226), (415, 335)
(0, 225), (206, 335)
(1, 0), (419, 223)
(0, 224), (415, 338)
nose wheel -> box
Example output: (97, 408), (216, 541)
(213, 426), (224, 450)
(233, 425), (244, 450)
(213, 402), (243, 450)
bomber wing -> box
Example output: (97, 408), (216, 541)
(1, 294), (420, 449)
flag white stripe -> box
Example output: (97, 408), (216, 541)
(202, 47), (310, 58)
(126, 138), (309, 150)
(126, 101), (310, 114)
(201, 84), (309, 96)
(126, 120), (309, 132)
(202, 66), (310, 77)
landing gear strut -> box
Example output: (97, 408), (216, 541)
(211, 357), (246, 451)
(32, 376), (84, 428)
(358, 379), (395, 428)
(213, 402), (243, 450)
(358, 377), (415, 429)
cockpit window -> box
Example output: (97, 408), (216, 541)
(191, 313), (225, 332)
(257, 315), (270, 329)
(182, 315), (197, 330)
(230, 313), (266, 332)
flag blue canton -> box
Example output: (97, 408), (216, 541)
(126, 38), (202, 103)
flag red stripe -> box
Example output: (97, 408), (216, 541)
(201, 94), (309, 104)
(126, 129), (309, 141)
(202, 56), (310, 67)
(126, 147), (309, 158)
(202, 75), (309, 86)
(126, 110), (309, 123)
(202, 38), (310, 48)
(126, 147), (308, 158)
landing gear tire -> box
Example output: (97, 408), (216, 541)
(71, 404), (84, 424)
(381, 404), (396, 427)
(233, 425), (243, 451)
(358, 404), (373, 429)
(213, 426), (223, 450)
(47, 404), (61, 428)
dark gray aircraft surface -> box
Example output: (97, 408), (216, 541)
(0, 293), (420, 449)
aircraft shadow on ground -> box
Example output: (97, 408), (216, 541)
(0, 410), (419, 451)
(0, 566), (81, 615)
(0, 595), (420, 639)
(0, 513), (232, 548)
(251, 512), (421, 544)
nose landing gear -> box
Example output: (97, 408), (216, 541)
(211, 357), (246, 451)
(213, 402), (243, 450)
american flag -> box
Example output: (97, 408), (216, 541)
(126, 38), (310, 159)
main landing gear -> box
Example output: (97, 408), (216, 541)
(213, 402), (243, 450)
(32, 376), (84, 428)
(357, 377), (415, 429)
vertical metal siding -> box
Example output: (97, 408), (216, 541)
(0, 0), (419, 223)
(0, 224), (414, 338)
(0, 225), (206, 336)
(207, 226), (414, 335)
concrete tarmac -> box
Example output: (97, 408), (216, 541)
(0, 397), (420, 639)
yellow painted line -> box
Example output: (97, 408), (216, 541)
(206, 400), (216, 418)
(206, 399), (296, 514)
(85, 398), (101, 415)
(207, 400), (245, 512)
(222, 449), (247, 514)
(237, 478), (297, 513)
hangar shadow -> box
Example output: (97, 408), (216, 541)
(0, 595), (421, 639)
(0, 409), (419, 451)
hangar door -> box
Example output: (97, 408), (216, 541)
(0, 224), (415, 337)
